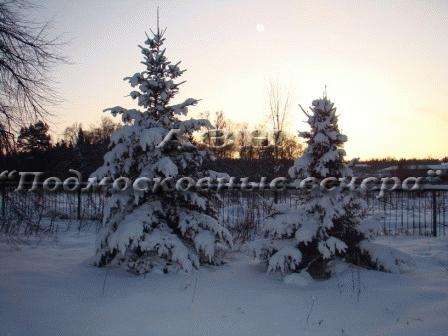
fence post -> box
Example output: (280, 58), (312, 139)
(432, 190), (437, 237)
(1, 182), (5, 219)
(77, 189), (82, 222)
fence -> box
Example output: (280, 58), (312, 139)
(365, 189), (447, 236)
(1, 184), (447, 237)
(217, 189), (448, 237)
(0, 185), (104, 235)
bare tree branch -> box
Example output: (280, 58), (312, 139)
(0, 0), (66, 138)
(266, 80), (291, 160)
(299, 104), (310, 118)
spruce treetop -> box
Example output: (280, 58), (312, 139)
(290, 96), (351, 180)
(104, 25), (202, 130)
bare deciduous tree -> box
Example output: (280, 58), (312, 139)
(62, 122), (83, 146)
(0, 123), (14, 155)
(200, 110), (235, 159)
(266, 80), (290, 159)
(0, 0), (65, 136)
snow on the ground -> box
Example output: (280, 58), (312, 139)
(0, 232), (447, 336)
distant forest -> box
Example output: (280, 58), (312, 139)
(1, 116), (446, 182)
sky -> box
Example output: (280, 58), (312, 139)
(35, 0), (447, 159)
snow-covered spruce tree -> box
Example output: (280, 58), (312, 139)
(253, 96), (376, 279)
(93, 26), (232, 274)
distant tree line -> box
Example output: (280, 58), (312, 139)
(1, 114), (446, 181)
(0, 117), (120, 178)
(0, 112), (302, 179)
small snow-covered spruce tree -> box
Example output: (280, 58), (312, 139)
(93, 24), (232, 274)
(253, 96), (376, 279)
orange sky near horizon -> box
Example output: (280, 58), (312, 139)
(36, 0), (447, 160)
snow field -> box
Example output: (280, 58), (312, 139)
(1, 229), (447, 336)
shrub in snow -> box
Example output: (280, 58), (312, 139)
(359, 241), (416, 274)
(93, 26), (232, 274)
(358, 215), (386, 239)
(283, 271), (313, 287)
(252, 96), (378, 279)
